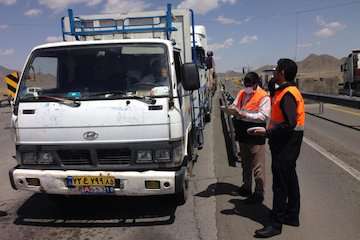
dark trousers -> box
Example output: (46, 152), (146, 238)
(269, 131), (303, 226)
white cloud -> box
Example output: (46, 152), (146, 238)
(208, 38), (234, 51)
(88, 0), (102, 6)
(38, 0), (103, 12)
(315, 28), (335, 38)
(214, 55), (222, 61)
(314, 16), (346, 38)
(222, 0), (236, 3)
(102, 0), (150, 13)
(244, 17), (252, 22)
(0, 0), (16, 5)
(0, 24), (9, 30)
(239, 35), (258, 44)
(0, 48), (15, 56)
(24, 8), (42, 17)
(216, 15), (241, 25)
(178, 0), (237, 15)
(45, 36), (63, 42)
(297, 43), (313, 48)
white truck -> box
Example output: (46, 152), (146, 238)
(340, 50), (360, 96)
(8, 4), (211, 204)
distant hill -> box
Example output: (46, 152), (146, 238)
(297, 54), (342, 74)
(0, 65), (14, 80)
(218, 53), (346, 94)
(254, 64), (276, 73)
(219, 54), (344, 77)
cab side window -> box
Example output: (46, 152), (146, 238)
(174, 51), (183, 84)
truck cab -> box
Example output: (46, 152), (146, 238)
(340, 50), (360, 96)
(9, 4), (210, 204)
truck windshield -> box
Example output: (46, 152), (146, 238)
(18, 43), (170, 102)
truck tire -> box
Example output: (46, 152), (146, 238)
(175, 166), (189, 205)
(175, 138), (194, 205)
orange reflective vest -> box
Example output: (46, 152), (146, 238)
(235, 87), (268, 113)
(270, 86), (305, 131)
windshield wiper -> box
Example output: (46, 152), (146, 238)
(87, 90), (127, 98)
(22, 95), (81, 107)
(126, 95), (157, 105)
(87, 91), (156, 104)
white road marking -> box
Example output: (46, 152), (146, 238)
(304, 137), (360, 182)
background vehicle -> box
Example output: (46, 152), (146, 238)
(8, 4), (211, 205)
(339, 50), (360, 96)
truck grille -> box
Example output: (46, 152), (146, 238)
(57, 150), (91, 165)
(97, 149), (131, 165)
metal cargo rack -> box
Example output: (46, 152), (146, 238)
(62, 4), (177, 41)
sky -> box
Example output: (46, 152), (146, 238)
(0, 0), (360, 72)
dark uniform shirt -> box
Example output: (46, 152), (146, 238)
(266, 83), (303, 143)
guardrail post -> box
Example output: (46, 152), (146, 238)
(319, 102), (324, 114)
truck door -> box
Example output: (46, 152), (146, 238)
(174, 51), (191, 135)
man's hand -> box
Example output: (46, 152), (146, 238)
(222, 105), (239, 116)
(236, 110), (247, 119)
(228, 105), (247, 118)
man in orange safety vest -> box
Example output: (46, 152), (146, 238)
(250, 59), (305, 238)
(229, 72), (271, 204)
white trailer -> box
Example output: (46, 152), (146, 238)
(9, 4), (211, 204)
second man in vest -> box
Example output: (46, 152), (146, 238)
(229, 72), (270, 204)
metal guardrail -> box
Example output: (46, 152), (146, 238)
(302, 92), (360, 109)
(219, 83), (239, 166)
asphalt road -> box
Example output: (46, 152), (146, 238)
(0, 87), (360, 240)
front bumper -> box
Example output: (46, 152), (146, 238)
(9, 167), (186, 196)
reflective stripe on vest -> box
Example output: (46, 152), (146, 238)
(270, 86), (305, 131)
(235, 87), (268, 114)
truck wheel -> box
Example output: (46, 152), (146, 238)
(175, 167), (189, 205)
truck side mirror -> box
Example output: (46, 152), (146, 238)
(341, 64), (347, 72)
(181, 63), (200, 91)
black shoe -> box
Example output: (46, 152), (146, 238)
(283, 216), (300, 227)
(238, 185), (251, 197)
(254, 225), (282, 238)
(245, 193), (264, 204)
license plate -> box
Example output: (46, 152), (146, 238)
(80, 186), (115, 194)
(66, 176), (115, 187)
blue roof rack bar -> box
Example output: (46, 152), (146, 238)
(61, 16), (66, 41)
(190, 9), (197, 64)
(166, 3), (172, 40)
(67, 9), (79, 40)
(62, 4), (178, 41)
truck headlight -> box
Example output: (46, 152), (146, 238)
(173, 145), (183, 163)
(22, 151), (55, 165)
(136, 150), (153, 163)
(38, 152), (54, 164)
(22, 152), (36, 165)
(155, 149), (171, 162)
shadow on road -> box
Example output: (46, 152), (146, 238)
(221, 199), (271, 227)
(196, 183), (271, 227)
(0, 210), (8, 217)
(195, 182), (240, 197)
(14, 193), (177, 228)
